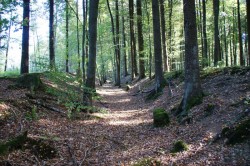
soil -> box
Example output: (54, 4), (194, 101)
(0, 68), (250, 165)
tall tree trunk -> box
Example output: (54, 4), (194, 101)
(85, 0), (99, 106)
(176, 0), (202, 118)
(152, 0), (165, 88)
(65, 0), (69, 73)
(160, 0), (169, 72)
(213, 0), (220, 67)
(137, 0), (145, 79)
(129, 0), (135, 80)
(122, 0), (128, 77)
(237, 0), (244, 66)
(4, 12), (12, 72)
(202, 0), (208, 67)
(247, 0), (250, 66)
(145, 0), (153, 79)
(76, 0), (81, 73)
(21, 0), (30, 74)
(115, 0), (121, 86)
(168, 0), (173, 70)
(233, 8), (237, 65)
(82, 0), (87, 82)
(223, 1), (228, 67)
(49, 0), (55, 70)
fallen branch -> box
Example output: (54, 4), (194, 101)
(29, 99), (66, 115)
(25, 93), (57, 101)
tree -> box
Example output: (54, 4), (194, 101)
(20, 0), (30, 74)
(237, 0), (244, 66)
(85, 0), (99, 106)
(115, 0), (121, 86)
(152, 0), (165, 88)
(121, 0), (128, 76)
(160, 0), (169, 72)
(65, 0), (69, 72)
(49, 0), (55, 70)
(247, 0), (250, 66)
(202, 0), (208, 67)
(213, 0), (220, 67)
(137, 0), (145, 79)
(129, 0), (136, 79)
(82, 0), (88, 82)
(176, 0), (202, 119)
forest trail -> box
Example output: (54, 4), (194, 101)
(1, 68), (250, 165)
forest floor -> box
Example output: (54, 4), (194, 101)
(0, 67), (250, 166)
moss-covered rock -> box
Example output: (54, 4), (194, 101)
(222, 118), (250, 145)
(10, 73), (45, 91)
(133, 158), (161, 166)
(0, 131), (28, 155)
(170, 140), (188, 153)
(153, 108), (170, 127)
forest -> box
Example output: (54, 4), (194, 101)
(0, 0), (250, 165)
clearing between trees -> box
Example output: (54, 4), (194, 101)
(0, 67), (250, 165)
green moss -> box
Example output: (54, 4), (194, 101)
(133, 158), (161, 166)
(0, 131), (28, 155)
(225, 118), (250, 145)
(153, 108), (170, 127)
(171, 140), (188, 153)
(11, 73), (45, 91)
(204, 104), (215, 116)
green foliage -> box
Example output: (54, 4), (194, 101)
(0, 131), (28, 156)
(153, 108), (170, 127)
(170, 140), (188, 153)
(133, 158), (161, 166)
(222, 118), (250, 145)
(164, 70), (184, 81)
(25, 106), (38, 121)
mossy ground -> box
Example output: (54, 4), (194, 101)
(170, 140), (188, 153)
(153, 108), (170, 127)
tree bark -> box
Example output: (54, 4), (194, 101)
(115, 0), (121, 86)
(213, 0), (220, 67)
(65, 0), (69, 73)
(237, 0), (244, 66)
(137, 0), (145, 79)
(160, 0), (169, 72)
(177, 0), (202, 118)
(85, 0), (99, 106)
(129, 0), (135, 80)
(122, 1), (128, 77)
(49, 0), (55, 70)
(247, 0), (250, 66)
(152, 0), (165, 88)
(21, 0), (30, 74)
(202, 0), (208, 67)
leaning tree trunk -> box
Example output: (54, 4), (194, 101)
(49, 0), (55, 70)
(237, 0), (244, 66)
(176, 0), (203, 119)
(152, 0), (165, 89)
(247, 0), (250, 66)
(21, 0), (30, 74)
(85, 0), (99, 106)
(213, 0), (220, 67)
(137, 0), (145, 79)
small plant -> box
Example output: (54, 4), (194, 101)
(171, 140), (188, 153)
(25, 106), (38, 121)
(133, 158), (161, 166)
(153, 108), (170, 127)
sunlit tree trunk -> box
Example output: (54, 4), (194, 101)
(202, 0), (208, 67)
(237, 0), (244, 66)
(49, 0), (55, 70)
(168, 0), (173, 70)
(213, 0), (220, 67)
(21, 0), (30, 74)
(115, 0), (121, 86)
(223, 1), (228, 67)
(85, 0), (99, 106)
(137, 0), (145, 79)
(176, 0), (202, 118)
(65, 0), (69, 73)
(247, 0), (250, 66)
(160, 0), (169, 72)
(152, 0), (165, 88)
(122, 0), (128, 77)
